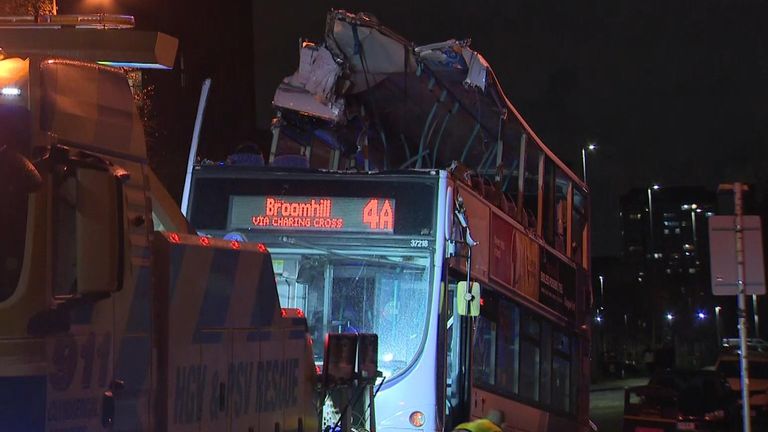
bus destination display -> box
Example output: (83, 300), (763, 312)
(229, 195), (396, 233)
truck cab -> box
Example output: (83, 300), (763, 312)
(0, 15), (317, 432)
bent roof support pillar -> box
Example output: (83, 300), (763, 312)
(269, 111), (282, 164)
(460, 123), (481, 163)
(415, 82), (444, 169)
(432, 101), (460, 168)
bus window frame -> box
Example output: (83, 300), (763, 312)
(469, 286), (581, 419)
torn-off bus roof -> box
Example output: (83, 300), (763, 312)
(272, 9), (585, 192)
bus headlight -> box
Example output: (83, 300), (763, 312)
(409, 411), (425, 427)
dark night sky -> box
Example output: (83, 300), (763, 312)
(66, 0), (768, 256)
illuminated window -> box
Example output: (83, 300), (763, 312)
(689, 268), (696, 274)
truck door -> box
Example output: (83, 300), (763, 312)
(46, 164), (119, 432)
(111, 161), (157, 431)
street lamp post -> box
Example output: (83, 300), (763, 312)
(715, 306), (722, 347)
(598, 275), (605, 304)
(647, 184), (660, 345)
(754, 295), (761, 339)
(647, 184), (660, 255)
(690, 206), (699, 246)
(581, 142), (597, 182)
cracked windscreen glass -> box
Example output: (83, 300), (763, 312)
(271, 244), (431, 380)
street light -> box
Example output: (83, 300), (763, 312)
(666, 312), (674, 322)
(581, 141), (597, 182)
(715, 306), (722, 346)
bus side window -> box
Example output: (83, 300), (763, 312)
(540, 322), (552, 405)
(495, 300), (520, 394)
(542, 159), (555, 246)
(522, 141), (541, 232)
(572, 188), (587, 268)
(554, 171), (570, 255)
(473, 291), (497, 386)
(519, 313), (541, 401)
(551, 331), (572, 412)
(542, 161), (570, 255)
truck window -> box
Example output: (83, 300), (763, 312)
(52, 173), (78, 297)
(0, 161), (29, 301)
(0, 103), (34, 302)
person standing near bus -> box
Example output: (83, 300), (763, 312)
(452, 411), (503, 432)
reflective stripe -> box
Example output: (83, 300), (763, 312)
(193, 249), (238, 344)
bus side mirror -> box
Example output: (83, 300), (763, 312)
(75, 168), (124, 296)
(456, 281), (480, 317)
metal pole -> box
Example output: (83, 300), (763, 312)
(599, 275), (605, 304)
(734, 182), (752, 432)
(753, 294), (760, 339)
(180, 78), (212, 217)
(691, 210), (697, 246)
(647, 187), (654, 254)
(648, 187), (656, 346)
(715, 306), (722, 348)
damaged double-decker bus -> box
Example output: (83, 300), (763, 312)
(186, 10), (592, 432)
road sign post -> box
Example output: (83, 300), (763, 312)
(710, 183), (765, 432)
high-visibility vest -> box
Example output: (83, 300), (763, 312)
(453, 418), (502, 432)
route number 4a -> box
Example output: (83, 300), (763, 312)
(363, 199), (394, 231)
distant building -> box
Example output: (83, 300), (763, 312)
(610, 186), (719, 369)
(620, 186), (716, 279)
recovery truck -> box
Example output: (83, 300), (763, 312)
(0, 15), (319, 432)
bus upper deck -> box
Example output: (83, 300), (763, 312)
(253, 10), (590, 270)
